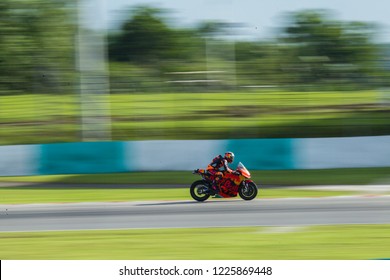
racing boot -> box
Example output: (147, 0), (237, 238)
(209, 180), (220, 196)
(210, 180), (219, 195)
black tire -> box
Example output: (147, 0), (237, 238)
(190, 180), (211, 202)
(238, 181), (258, 200)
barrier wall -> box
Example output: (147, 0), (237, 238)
(0, 136), (389, 176)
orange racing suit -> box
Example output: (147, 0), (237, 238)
(206, 155), (233, 191)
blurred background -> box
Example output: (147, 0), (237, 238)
(2, 1), (390, 262)
(1, 0), (390, 145)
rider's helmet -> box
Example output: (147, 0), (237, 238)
(224, 151), (234, 163)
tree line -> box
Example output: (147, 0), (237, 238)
(1, 1), (389, 95)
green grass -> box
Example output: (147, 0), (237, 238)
(0, 187), (360, 204)
(1, 90), (389, 144)
(1, 225), (390, 259)
(1, 167), (389, 185)
(1, 167), (388, 204)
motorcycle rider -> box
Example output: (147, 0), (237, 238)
(207, 151), (238, 194)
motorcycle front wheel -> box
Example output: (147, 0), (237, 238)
(239, 181), (258, 200)
(190, 180), (211, 202)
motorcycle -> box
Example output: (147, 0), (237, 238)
(190, 162), (258, 202)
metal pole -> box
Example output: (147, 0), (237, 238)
(76, 0), (111, 141)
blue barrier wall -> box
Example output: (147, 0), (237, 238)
(39, 141), (127, 175)
(226, 138), (295, 170)
(0, 136), (389, 176)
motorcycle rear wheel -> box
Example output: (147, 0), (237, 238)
(239, 181), (258, 200)
(190, 180), (211, 202)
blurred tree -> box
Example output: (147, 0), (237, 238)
(109, 6), (180, 63)
(279, 10), (379, 88)
(108, 5), (209, 92)
(106, 5), (385, 92)
(235, 41), (286, 86)
(0, 0), (76, 94)
(196, 21), (227, 37)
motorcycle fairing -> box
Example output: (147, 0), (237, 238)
(236, 162), (251, 178)
(193, 162), (252, 198)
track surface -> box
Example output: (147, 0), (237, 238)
(1, 195), (390, 232)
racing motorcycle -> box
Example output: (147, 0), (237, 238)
(190, 162), (258, 202)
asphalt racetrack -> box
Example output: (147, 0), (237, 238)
(2, 194), (390, 232)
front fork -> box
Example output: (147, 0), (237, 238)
(241, 179), (254, 191)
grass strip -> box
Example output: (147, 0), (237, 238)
(1, 225), (390, 259)
(1, 167), (389, 186)
(1, 90), (389, 144)
(0, 187), (359, 204)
